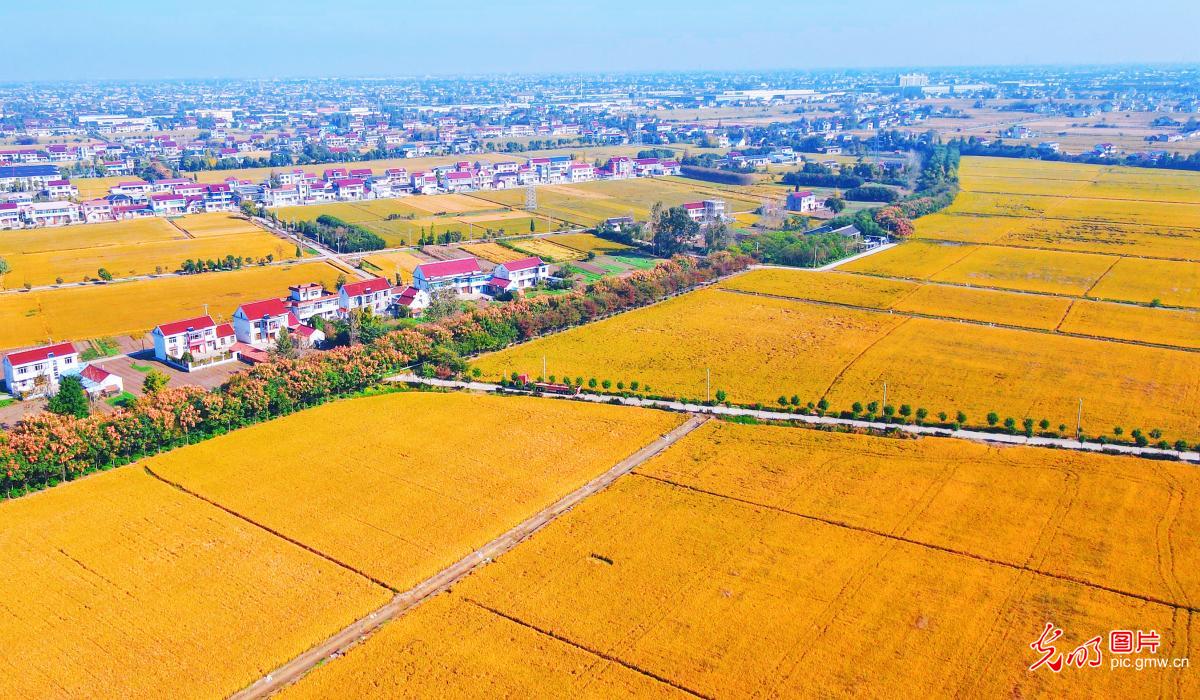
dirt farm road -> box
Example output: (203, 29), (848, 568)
(230, 413), (708, 699)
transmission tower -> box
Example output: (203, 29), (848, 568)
(525, 184), (537, 211)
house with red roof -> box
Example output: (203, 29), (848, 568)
(232, 298), (325, 350)
(45, 179), (78, 200)
(333, 178), (365, 200)
(412, 257), (489, 296)
(75, 363), (124, 398)
(488, 256), (549, 293)
(0, 202), (21, 229)
(152, 315), (239, 371)
(786, 190), (818, 213)
(149, 192), (187, 217)
(395, 286), (430, 314)
(338, 277), (395, 316)
(2, 342), (80, 398)
(440, 170), (474, 193)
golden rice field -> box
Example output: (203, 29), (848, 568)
(0, 215), (295, 288)
(719, 268), (918, 308)
(477, 285), (1200, 442)
(150, 391), (683, 589)
(510, 238), (586, 262)
(0, 468), (389, 699)
(1060, 300), (1200, 349)
(947, 190), (1200, 229)
(361, 249), (427, 282)
(551, 232), (632, 253)
(929, 245), (1117, 296)
(0, 260), (341, 348)
(841, 240), (979, 279)
(890, 283), (1073, 330)
(297, 422), (1196, 697)
(459, 242), (526, 263)
(72, 175), (125, 199)
(474, 288), (907, 405)
(1087, 257), (1200, 308)
(913, 212), (1200, 261)
(281, 593), (676, 700)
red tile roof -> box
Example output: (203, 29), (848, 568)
(416, 257), (482, 279)
(216, 323), (235, 338)
(238, 298), (289, 318)
(156, 315), (216, 337)
(341, 277), (392, 297)
(501, 256), (543, 272)
(80, 364), (113, 383)
(4, 342), (77, 367)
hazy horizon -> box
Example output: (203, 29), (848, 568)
(4, 0), (1199, 82)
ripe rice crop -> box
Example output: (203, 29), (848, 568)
(0, 218), (181, 255)
(914, 212), (1200, 261)
(824, 316), (1200, 443)
(1059, 300), (1200, 349)
(172, 212), (268, 237)
(72, 175), (126, 200)
(0, 260), (341, 348)
(890, 282), (1072, 330)
(0, 468), (388, 699)
(839, 240), (979, 279)
(474, 288), (906, 405)
(550, 233), (632, 253)
(719, 268), (918, 308)
(280, 593), (676, 699)
(929, 245), (1116, 296)
(1087, 257), (1200, 308)
(459, 242), (526, 263)
(948, 191), (1200, 229)
(510, 238), (586, 262)
(150, 391), (683, 590)
(386, 421), (1194, 698)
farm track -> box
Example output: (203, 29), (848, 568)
(633, 472), (1199, 612)
(228, 414), (709, 699)
(717, 286), (1200, 353)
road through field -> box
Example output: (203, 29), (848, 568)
(230, 414), (708, 699)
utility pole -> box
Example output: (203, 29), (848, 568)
(882, 381), (887, 410)
(542, 355), (547, 380)
(1076, 398), (1083, 440)
(706, 368), (711, 402)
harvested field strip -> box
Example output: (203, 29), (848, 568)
(510, 238), (586, 262)
(459, 242), (526, 263)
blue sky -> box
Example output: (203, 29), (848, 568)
(4, 0), (1199, 81)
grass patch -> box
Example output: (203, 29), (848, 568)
(105, 391), (137, 408)
(130, 362), (153, 373)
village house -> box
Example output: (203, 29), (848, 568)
(26, 201), (81, 227)
(395, 286), (431, 314)
(0, 203), (21, 229)
(412, 257), (490, 296)
(786, 190), (819, 213)
(232, 298), (323, 350)
(2, 342), (80, 399)
(45, 179), (78, 200)
(75, 364), (124, 399)
(286, 283), (341, 324)
(487, 256), (549, 293)
(151, 315), (239, 371)
(339, 277), (396, 316)
(681, 199), (727, 224)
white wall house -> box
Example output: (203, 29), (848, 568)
(488, 256), (549, 293)
(2, 342), (80, 398)
(338, 277), (395, 316)
(412, 257), (490, 296)
(152, 315), (239, 371)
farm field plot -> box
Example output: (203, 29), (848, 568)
(824, 316), (1200, 444)
(342, 422), (1194, 698)
(0, 217), (181, 255)
(150, 391), (683, 590)
(361, 249), (428, 280)
(1087, 257), (1200, 308)
(0, 260), (341, 348)
(281, 593), (680, 700)
(1060, 300), (1200, 349)
(840, 239), (980, 279)
(547, 232), (631, 254)
(719, 268), (918, 308)
(474, 288), (906, 405)
(929, 245), (1116, 296)
(0, 233), (297, 288)
(913, 212), (1200, 261)
(172, 212), (274, 237)
(72, 175), (125, 199)
(459, 242), (526, 263)
(962, 174), (1200, 204)
(0, 468), (389, 699)
(510, 238), (585, 262)
(947, 191), (1200, 229)
(890, 282), (1072, 330)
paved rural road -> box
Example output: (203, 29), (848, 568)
(252, 215), (373, 280)
(230, 413), (708, 699)
(391, 374), (1200, 464)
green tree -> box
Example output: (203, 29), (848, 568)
(652, 206), (700, 257)
(97, 268), (113, 281)
(47, 375), (89, 418)
(143, 369), (170, 394)
(424, 287), (460, 321)
(715, 389), (727, 403)
(0, 257), (10, 287)
(986, 412), (999, 426)
(271, 328), (298, 360)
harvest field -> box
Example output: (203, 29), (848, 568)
(551, 232), (632, 254)
(361, 249), (428, 280)
(288, 422), (1198, 698)
(149, 391), (684, 589)
(458, 241), (526, 263)
(0, 468), (389, 699)
(0, 260), (341, 348)
(273, 197), (561, 247)
(510, 237), (586, 262)
(0, 215), (295, 288)
(476, 283), (1200, 443)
